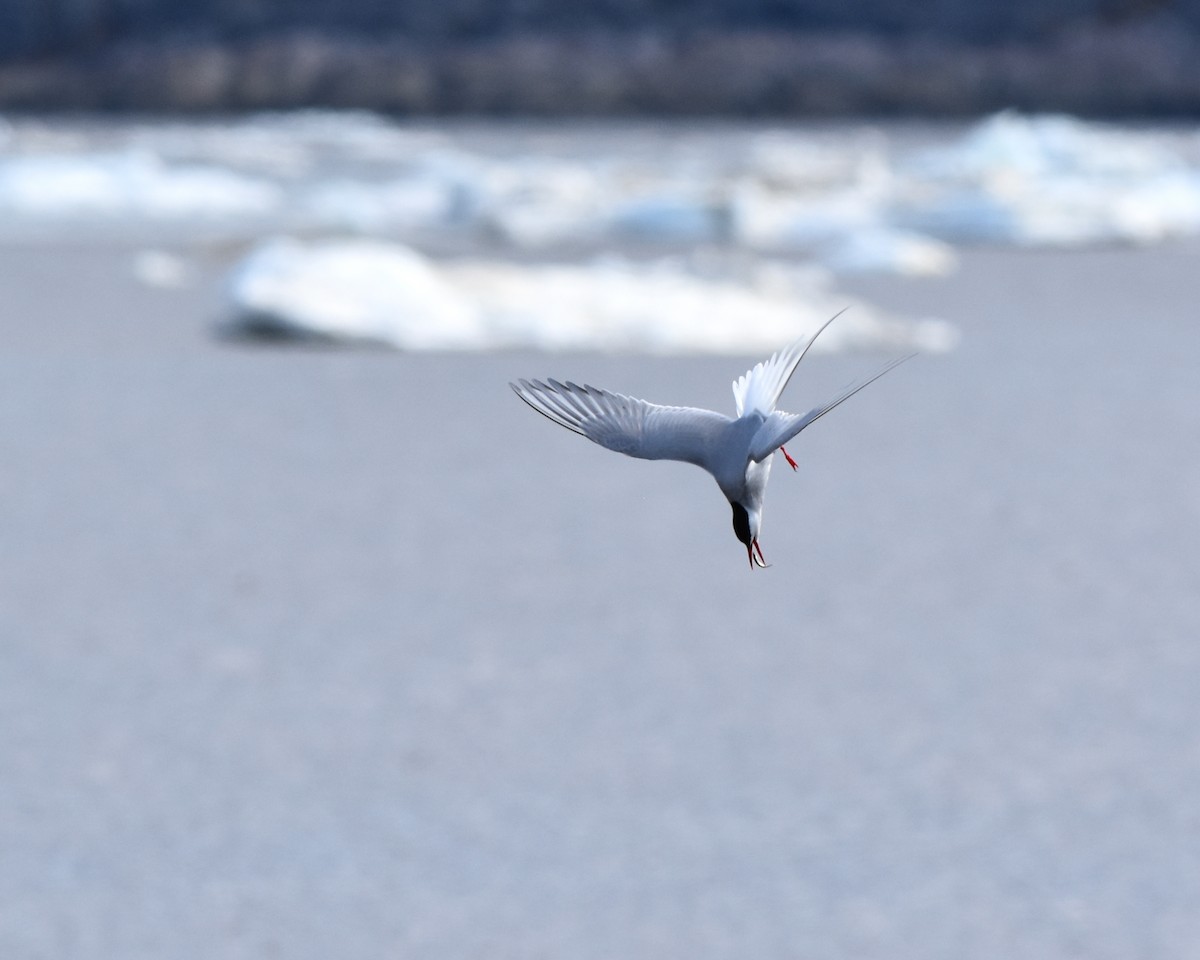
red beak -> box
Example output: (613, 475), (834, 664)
(748, 538), (768, 569)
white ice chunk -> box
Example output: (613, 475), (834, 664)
(915, 111), (1176, 181)
(820, 227), (958, 276)
(0, 150), (281, 218)
(132, 249), (193, 288)
(225, 237), (953, 354)
(2, 111), (1198, 258)
(482, 160), (607, 247)
(304, 176), (459, 231)
(227, 238), (483, 348)
(899, 112), (1200, 246)
(747, 132), (868, 189)
(609, 191), (724, 242)
(731, 180), (887, 249)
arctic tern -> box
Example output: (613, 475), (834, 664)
(510, 312), (912, 569)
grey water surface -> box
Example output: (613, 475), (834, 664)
(1, 237), (1199, 958)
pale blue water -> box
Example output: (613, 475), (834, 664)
(1, 235), (1198, 957)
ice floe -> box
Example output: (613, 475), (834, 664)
(0, 149), (281, 219)
(1, 110), (1197, 261)
(225, 237), (957, 354)
(896, 112), (1200, 245)
(3, 110), (1198, 352)
(228, 239), (484, 349)
(131, 249), (194, 288)
(819, 227), (958, 276)
(304, 176), (460, 232)
(609, 190), (725, 243)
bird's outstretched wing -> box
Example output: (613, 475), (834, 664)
(747, 354), (914, 463)
(511, 379), (729, 468)
(732, 309), (846, 417)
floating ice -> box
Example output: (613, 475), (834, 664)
(481, 159), (607, 247)
(897, 112), (1200, 245)
(820, 227), (958, 276)
(731, 181), (888, 250)
(913, 111), (1173, 181)
(227, 238), (483, 349)
(747, 133), (869, 189)
(0, 149), (281, 219)
(2, 111), (1198, 261)
(304, 176), (459, 231)
(225, 237), (954, 354)
(609, 191), (724, 242)
(131, 249), (193, 288)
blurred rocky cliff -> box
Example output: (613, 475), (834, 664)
(2, 0), (1200, 113)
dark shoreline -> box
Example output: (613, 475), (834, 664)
(4, 25), (1200, 116)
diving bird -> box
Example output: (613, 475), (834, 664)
(510, 312), (912, 569)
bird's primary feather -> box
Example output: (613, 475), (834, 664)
(747, 353), (914, 462)
(510, 379), (730, 468)
(732, 309), (847, 418)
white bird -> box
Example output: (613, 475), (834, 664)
(511, 312), (912, 569)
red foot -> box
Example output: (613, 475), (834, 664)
(781, 446), (798, 471)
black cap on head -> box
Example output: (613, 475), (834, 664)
(730, 502), (752, 548)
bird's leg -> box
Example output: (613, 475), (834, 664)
(780, 446), (798, 471)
